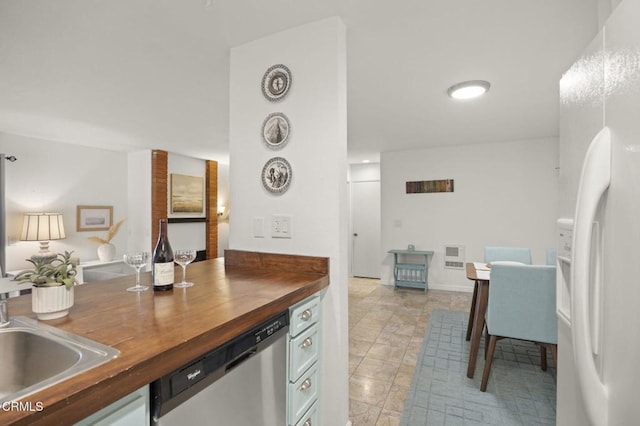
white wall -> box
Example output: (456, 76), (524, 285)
(381, 137), (559, 291)
(350, 163), (380, 182)
(2, 132), (128, 270)
(597, 0), (623, 27)
(127, 149), (152, 253)
(230, 17), (349, 426)
(217, 162), (229, 257)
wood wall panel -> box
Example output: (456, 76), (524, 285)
(206, 160), (218, 259)
(224, 250), (329, 275)
(151, 150), (168, 250)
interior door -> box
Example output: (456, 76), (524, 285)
(351, 181), (380, 278)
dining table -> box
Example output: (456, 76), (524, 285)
(465, 262), (491, 378)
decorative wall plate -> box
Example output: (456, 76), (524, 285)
(262, 112), (290, 148)
(261, 157), (292, 194)
(261, 64), (291, 101)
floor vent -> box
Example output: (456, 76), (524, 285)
(444, 244), (465, 269)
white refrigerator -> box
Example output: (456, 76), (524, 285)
(557, 0), (640, 425)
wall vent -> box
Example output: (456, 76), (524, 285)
(444, 244), (465, 269)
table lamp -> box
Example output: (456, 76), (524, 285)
(20, 213), (66, 261)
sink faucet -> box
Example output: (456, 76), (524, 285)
(0, 294), (8, 327)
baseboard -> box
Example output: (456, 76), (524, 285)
(380, 281), (472, 293)
(428, 282), (473, 293)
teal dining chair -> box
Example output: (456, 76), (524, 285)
(546, 248), (557, 266)
(465, 246), (534, 342)
(480, 263), (557, 392)
(483, 246), (532, 264)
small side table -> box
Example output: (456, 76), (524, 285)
(387, 249), (434, 291)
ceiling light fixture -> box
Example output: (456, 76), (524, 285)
(447, 80), (491, 100)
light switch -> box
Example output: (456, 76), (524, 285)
(271, 215), (292, 239)
(253, 217), (264, 238)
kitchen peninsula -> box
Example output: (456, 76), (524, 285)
(2, 250), (329, 425)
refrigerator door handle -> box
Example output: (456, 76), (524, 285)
(571, 126), (610, 426)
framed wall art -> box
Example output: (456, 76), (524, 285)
(261, 157), (292, 194)
(77, 205), (113, 232)
(261, 64), (292, 101)
(406, 179), (454, 194)
(171, 173), (204, 215)
(262, 112), (290, 148)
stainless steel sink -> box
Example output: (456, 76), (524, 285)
(0, 316), (119, 403)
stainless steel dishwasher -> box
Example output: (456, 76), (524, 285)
(150, 311), (288, 425)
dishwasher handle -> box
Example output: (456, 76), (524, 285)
(225, 348), (257, 373)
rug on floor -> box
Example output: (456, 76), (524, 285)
(401, 309), (556, 426)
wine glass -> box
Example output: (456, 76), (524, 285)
(123, 252), (150, 292)
(174, 249), (196, 288)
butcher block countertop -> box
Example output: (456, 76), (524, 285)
(3, 250), (329, 426)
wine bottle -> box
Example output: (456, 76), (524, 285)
(152, 219), (174, 291)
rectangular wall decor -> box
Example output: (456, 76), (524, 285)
(77, 205), (113, 232)
(171, 173), (204, 214)
(406, 179), (454, 194)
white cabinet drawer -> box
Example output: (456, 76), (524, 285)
(289, 324), (319, 382)
(290, 295), (320, 337)
(288, 365), (318, 425)
(295, 400), (319, 426)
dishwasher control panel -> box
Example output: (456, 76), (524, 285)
(255, 315), (288, 342)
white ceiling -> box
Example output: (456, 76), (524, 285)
(0, 0), (599, 164)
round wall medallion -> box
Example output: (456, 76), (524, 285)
(261, 64), (292, 101)
(262, 112), (290, 148)
(261, 157), (292, 194)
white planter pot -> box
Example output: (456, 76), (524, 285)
(32, 285), (74, 320)
(97, 243), (116, 262)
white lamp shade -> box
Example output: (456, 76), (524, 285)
(20, 213), (66, 241)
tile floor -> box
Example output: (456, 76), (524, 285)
(348, 277), (473, 426)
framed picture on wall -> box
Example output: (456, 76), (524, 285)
(261, 157), (292, 194)
(261, 64), (292, 101)
(262, 112), (291, 148)
(171, 174), (204, 215)
(77, 205), (113, 232)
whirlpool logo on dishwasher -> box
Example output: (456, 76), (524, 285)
(187, 369), (202, 381)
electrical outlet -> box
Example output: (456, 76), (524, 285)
(253, 217), (264, 238)
(271, 215), (292, 239)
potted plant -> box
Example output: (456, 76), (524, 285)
(88, 218), (125, 262)
(14, 251), (79, 320)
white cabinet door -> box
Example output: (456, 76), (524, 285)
(75, 386), (149, 426)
